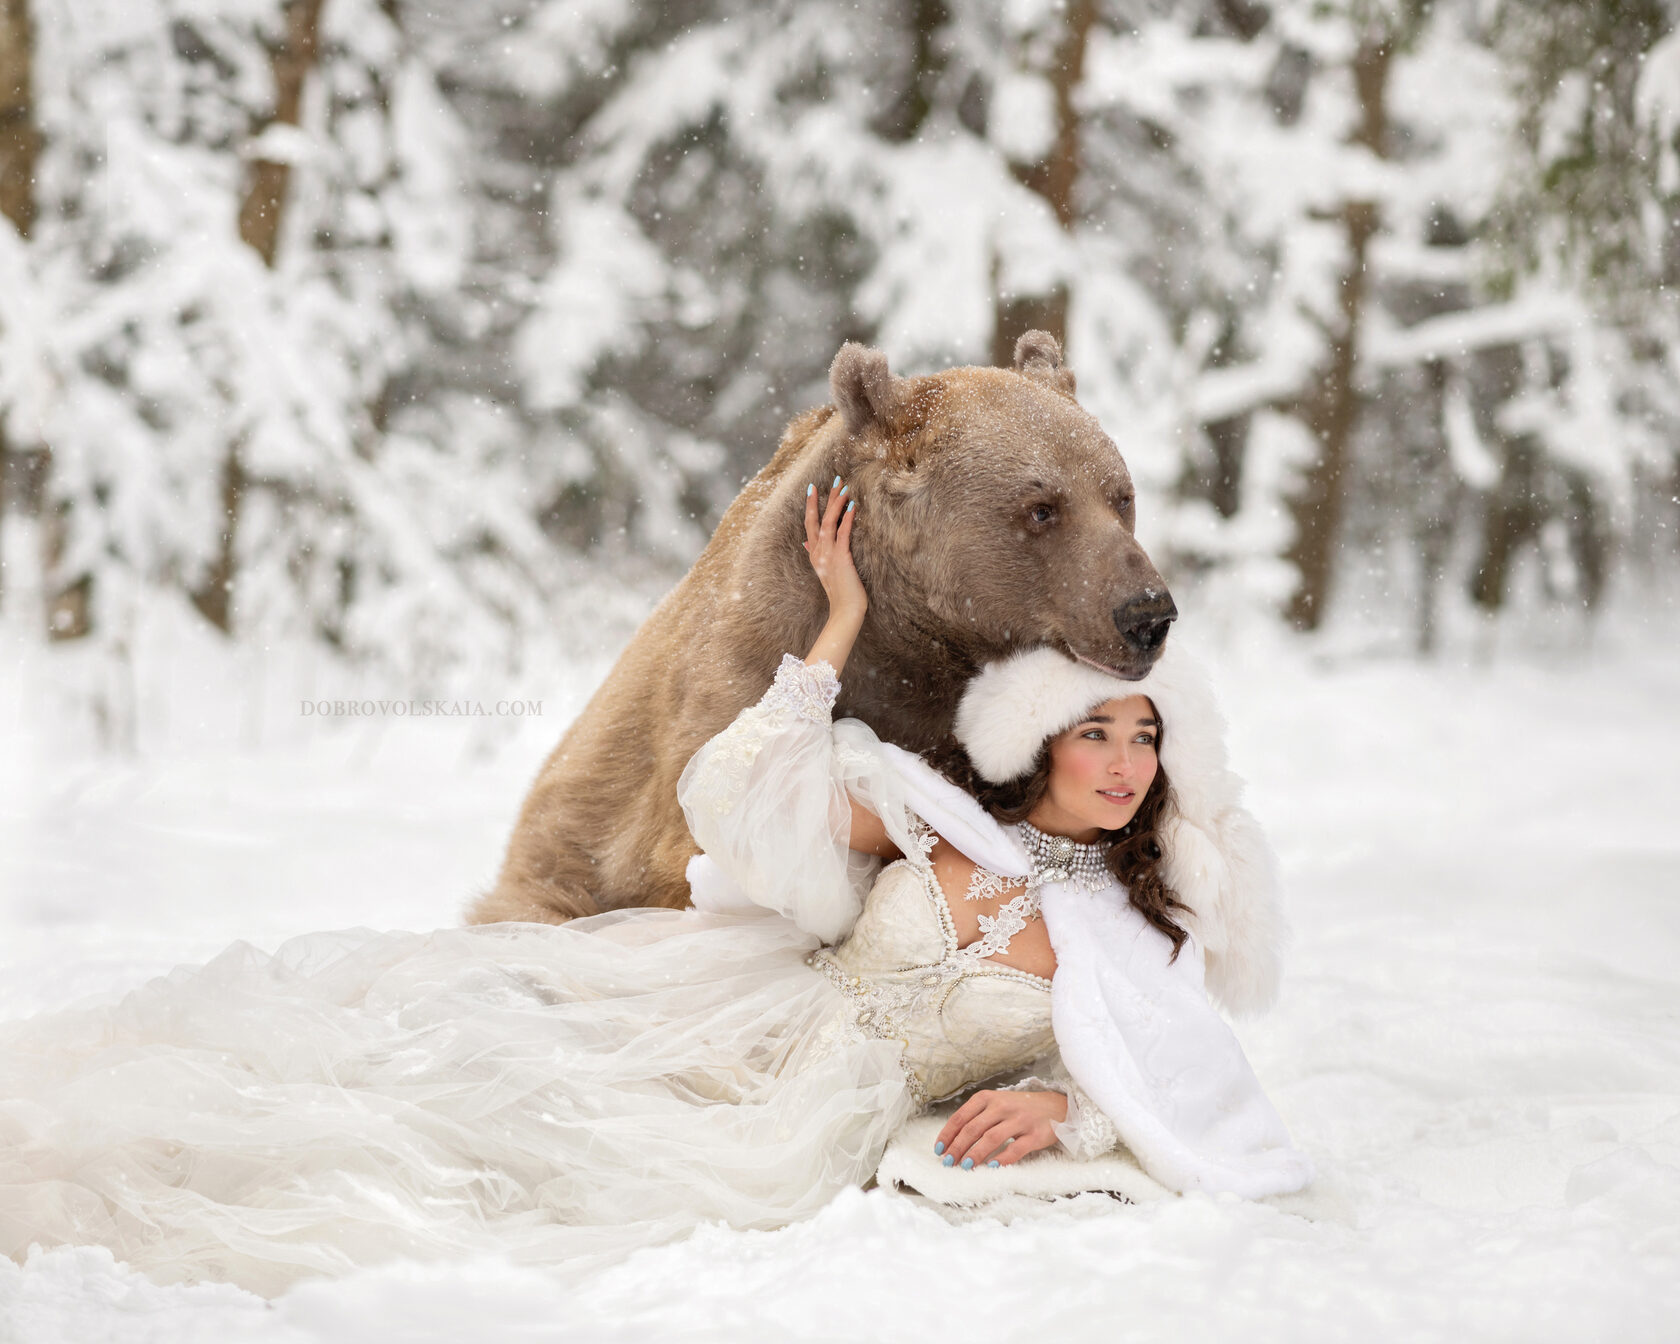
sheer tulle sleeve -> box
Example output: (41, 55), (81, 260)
(678, 655), (928, 945)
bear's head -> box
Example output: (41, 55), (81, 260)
(825, 331), (1174, 690)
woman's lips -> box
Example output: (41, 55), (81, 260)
(1097, 789), (1134, 805)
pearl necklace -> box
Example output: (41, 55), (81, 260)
(1016, 820), (1112, 892)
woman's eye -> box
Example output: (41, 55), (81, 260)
(1081, 729), (1106, 741)
(1134, 733), (1157, 747)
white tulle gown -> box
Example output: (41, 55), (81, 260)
(0, 658), (1073, 1296)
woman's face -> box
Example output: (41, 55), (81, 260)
(1027, 695), (1160, 842)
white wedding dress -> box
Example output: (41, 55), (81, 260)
(0, 658), (1094, 1296)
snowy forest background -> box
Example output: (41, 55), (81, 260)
(4, 6), (1680, 1335)
(1, 0), (1679, 747)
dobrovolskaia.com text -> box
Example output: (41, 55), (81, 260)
(300, 699), (543, 719)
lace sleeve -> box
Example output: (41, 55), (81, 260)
(677, 656), (862, 942)
(1000, 1061), (1121, 1161)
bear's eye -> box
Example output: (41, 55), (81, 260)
(1028, 503), (1056, 526)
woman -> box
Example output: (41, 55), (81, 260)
(0, 483), (1307, 1297)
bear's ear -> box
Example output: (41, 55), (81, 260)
(829, 342), (902, 437)
(1013, 330), (1077, 398)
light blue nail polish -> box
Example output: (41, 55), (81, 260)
(933, 1141), (945, 1155)
(807, 483), (814, 496)
(845, 500), (854, 513)
(941, 1154), (954, 1167)
(832, 476), (840, 488)
(987, 1160), (999, 1168)
(961, 1157), (974, 1170)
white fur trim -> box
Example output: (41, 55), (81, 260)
(875, 1108), (1170, 1207)
(954, 650), (1133, 786)
(954, 637), (1287, 1015)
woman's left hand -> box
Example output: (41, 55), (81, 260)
(935, 1088), (1068, 1169)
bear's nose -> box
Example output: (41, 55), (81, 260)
(1113, 590), (1177, 655)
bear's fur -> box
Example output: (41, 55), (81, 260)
(467, 333), (1173, 925)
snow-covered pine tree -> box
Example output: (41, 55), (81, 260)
(1469, 0), (1680, 621)
(489, 0), (1094, 557)
(0, 0), (584, 738)
(498, 0), (887, 562)
(5, 0), (1677, 726)
(1067, 0), (1677, 647)
(0, 0), (42, 619)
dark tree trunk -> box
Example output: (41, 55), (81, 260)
(991, 0), (1097, 369)
(42, 504), (92, 639)
(871, 0), (949, 143)
(1205, 413), (1250, 520)
(1564, 472), (1608, 611)
(992, 288), (1069, 371)
(194, 0), (326, 633)
(1469, 437), (1541, 611)
(1410, 360), (1452, 656)
(237, 0), (326, 267)
(1283, 35), (1391, 631)
(0, 0), (37, 239)
(188, 442), (247, 633)
(0, 0), (46, 623)
(0, 0), (35, 615)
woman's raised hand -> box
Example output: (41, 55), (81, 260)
(800, 477), (866, 675)
(933, 1088), (1068, 1170)
(803, 477), (866, 623)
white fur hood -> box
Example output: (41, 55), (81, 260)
(952, 638), (1287, 1017)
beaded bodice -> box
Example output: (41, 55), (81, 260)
(809, 858), (1055, 1107)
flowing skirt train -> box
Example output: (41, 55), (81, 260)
(0, 910), (913, 1295)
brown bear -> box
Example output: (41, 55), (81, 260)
(466, 332), (1175, 925)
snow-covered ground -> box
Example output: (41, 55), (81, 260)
(2, 612), (1678, 1343)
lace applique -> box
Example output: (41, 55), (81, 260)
(903, 816), (939, 871)
(962, 887), (1042, 963)
(686, 655), (840, 817)
(1059, 1079), (1122, 1159)
(964, 866), (1027, 904)
(772, 653), (840, 723)
(806, 861), (1055, 1112)
(690, 734), (759, 818)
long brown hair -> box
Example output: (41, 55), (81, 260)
(924, 712), (1192, 959)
